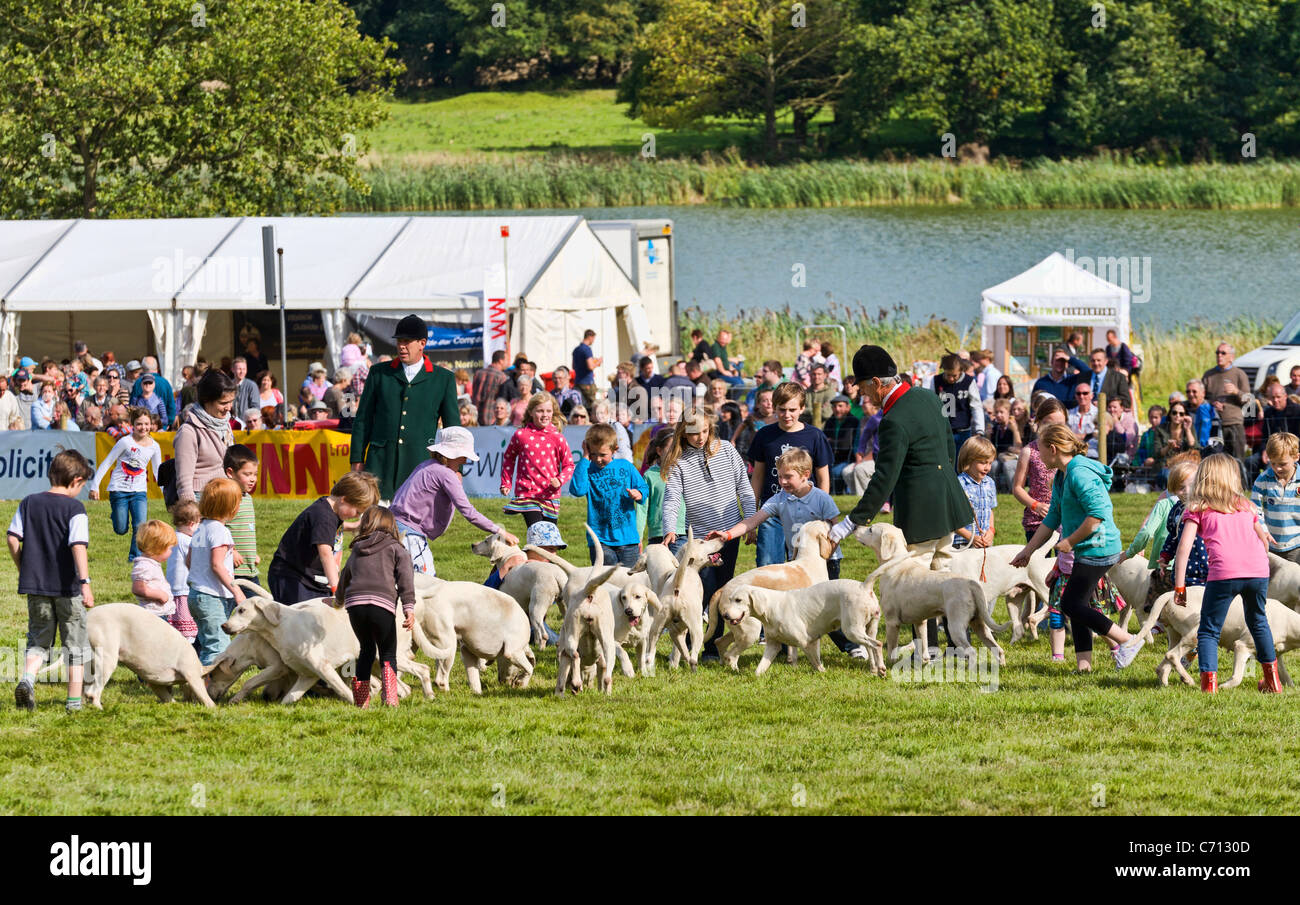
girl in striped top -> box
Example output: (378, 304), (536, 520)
(660, 408), (755, 659)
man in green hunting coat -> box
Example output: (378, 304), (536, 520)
(829, 345), (974, 570)
(350, 315), (460, 500)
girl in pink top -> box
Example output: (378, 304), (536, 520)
(1172, 453), (1280, 693)
(501, 393), (575, 526)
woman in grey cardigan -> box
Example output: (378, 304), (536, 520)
(660, 408), (756, 659)
(174, 369), (236, 503)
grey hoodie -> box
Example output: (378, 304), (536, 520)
(336, 531), (416, 615)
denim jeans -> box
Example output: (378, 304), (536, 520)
(189, 587), (233, 666)
(108, 490), (148, 559)
(588, 542), (640, 568)
(1197, 576), (1276, 673)
(830, 462), (849, 492)
(755, 518), (786, 568)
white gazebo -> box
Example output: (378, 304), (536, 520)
(0, 215), (659, 388)
(980, 252), (1131, 389)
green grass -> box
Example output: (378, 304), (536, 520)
(2, 494), (1299, 815)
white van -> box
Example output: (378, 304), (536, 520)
(1232, 313), (1300, 390)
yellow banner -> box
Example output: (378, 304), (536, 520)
(94, 430), (353, 500)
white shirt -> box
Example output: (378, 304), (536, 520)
(168, 531), (193, 595)
(92, 434), (161, 493)
(0, 391), (20, 430)
(188, 519), (235, 598)
(403, 360), (423, 383)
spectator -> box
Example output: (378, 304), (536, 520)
(792, 340), (816, 387)
(131, 375), (168, 423)
(1105, 329), (1139, 374)
(1185, 380), (1214, 448)
(1136, 405), (1170, 472)
(323, 368), (353, 419)
(261, 405), (282, 429)
(303, 363), (330, 403)
(841, 396), (880, 496)
(0, 374), (20, 430)
(549, 365), (582, 417)
(1082, 348), (1132, 410)
(970, 349), (1003, 403)
(1203, 343), (1251, 458)
(1263, 381), (1300, 438)
(471, 349), (512, 423)
(62, 359), (90, 405)
(1103, 398), (1139, 460)
(12, 370), (36, 430)
(635, 356), (664, 394)
(243, 338), (269, 376)
(1163, 401), (1200, 463)
(987, 398), (1022, 493)
(823, 394), (860, 489)
(716, 400), (743, 443)
(174, 369), (237, 504)
(453, 368), (472, 407)
(1287, 365), (1300, 397)
(243, 408), (264, 431)
(567, 405), (589, 426)
(73, 341), (103, 376)
(31, 383), (56, 429)
(52, 400), (78, 431)
(1063, 331), (1089, 374)
(1068, 383), (1098, 453)
(733, 385), (775, 460)
(572, 329), (602, 409)
(81, 377), (112, 424)
(818, 342), (842, 389)
(705, 378), (729, 413)
(127, 356), (175, 428)
(105, 403), (130, 439)
(1012, 397), (1032, 444)
(123, 359), (143, 387)
(933, 351), (984, 456)
(992, 374), (1016, 403)
(481, 397), (511, 427)
(684, 360), (708, 398)
(706, 329), (744, 387)
(1031, 348), (1085, 405)
(458, 401), (478, 427)
(609, 362), (644, 418)
(517, 360), (545, 396)
(689, 328), (711, 364)
(805, 363), (834, 430)
(256, 370), (284, 421)
(230, 357), (260, 419)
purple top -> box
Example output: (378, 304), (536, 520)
(390, 459), (501, 541)
(1021, 440), (1056, 532)
(855, 412), (882, 457)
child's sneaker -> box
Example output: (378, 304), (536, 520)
(14, 679), (35, 711)
(64, 699), (82, 714)
(1113, 637), (1144, 669)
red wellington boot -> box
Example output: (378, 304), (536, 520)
(381, 662), (400, 707)
(1200, 670), (1217, 694)
(1258, 661), (1283, 694)
(351, 677), (370, 709)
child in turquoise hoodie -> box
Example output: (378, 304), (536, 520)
(1012, 424), (1142, 672)
(569, 423), (649, 567)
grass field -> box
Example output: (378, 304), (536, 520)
(2, 493), (1298, 816)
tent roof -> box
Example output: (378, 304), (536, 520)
(0, 214), (637, 314)
(981, 252), (1131, 336)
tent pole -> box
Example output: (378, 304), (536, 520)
(278, 247), (290, 427)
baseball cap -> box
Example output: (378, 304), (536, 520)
(18, 357), (35, 368)
(141, 375), (155, 385)
(427, 426), (479, 462)
(525, 520), (567, 550)
(309, 361), (326, 375)
(125, 359), (142, 371)
(13, 368), (30, 383)
(830, 394), (851, 405)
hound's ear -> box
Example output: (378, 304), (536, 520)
(200, 659), (223, 677)
(882, 527), (908, 562)
(257, 597), (281, 626)
(818, 533), (836, 560)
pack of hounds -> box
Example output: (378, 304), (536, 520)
(67, 521), (1300, 707)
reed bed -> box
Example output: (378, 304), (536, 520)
(681, 305), (1281, 407)
(347, 156), (1300, 212)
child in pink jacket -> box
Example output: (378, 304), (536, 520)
(501, 393), (575, 526)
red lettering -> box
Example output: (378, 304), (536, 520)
(261, 443), (291, 494)
(294, 443), (330, 495)
(488, 297), (508, 339)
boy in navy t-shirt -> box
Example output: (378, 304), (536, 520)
(745, 382), (832, 567)
(8, 450), (96, 713)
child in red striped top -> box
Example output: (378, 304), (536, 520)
(500, 393), (575, 527)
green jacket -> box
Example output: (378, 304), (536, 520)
(350, 356), (460, 500)
(1043, 455), (1121, 559)
(849, 385), (974, 544)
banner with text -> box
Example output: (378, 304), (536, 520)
(0, 431), (97, 500)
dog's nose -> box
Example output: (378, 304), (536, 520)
(624, 609), (635, 617)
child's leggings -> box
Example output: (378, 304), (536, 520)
(1197, 577), (1275, 673)
(1057, 560), (1120, 654)
(347, 604), (397, 683)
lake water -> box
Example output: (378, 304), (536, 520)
(428, 206), (1300, 331)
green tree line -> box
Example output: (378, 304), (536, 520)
(351, 0), (1300, 161)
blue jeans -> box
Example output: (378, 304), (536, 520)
(755, 518), (786, 567)
(716, 374), (745, 387)
(952, 430), (972, 461)
(189, 587), (234, 666)
(108, 490), (148, 559)
(588, 542), (640, 568)
(830, 462), (849, 492)
(1197, 577), (1275, 673)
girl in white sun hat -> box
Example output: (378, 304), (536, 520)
(389, 426), (518, 574)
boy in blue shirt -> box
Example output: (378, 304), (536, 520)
(954, 436), (998, 550)
(8, 450), (96, 712)
(1251, 432), (1300, 563)
(569, 423), (649, 567)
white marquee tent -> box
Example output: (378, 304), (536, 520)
(0, 215), (657, 388)
(980, 252), (1131, 386)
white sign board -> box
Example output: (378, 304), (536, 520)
(0, 431), (96, 500)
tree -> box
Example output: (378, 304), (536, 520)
(626, 0), (856, 157)
(0, 0), (402, 217)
